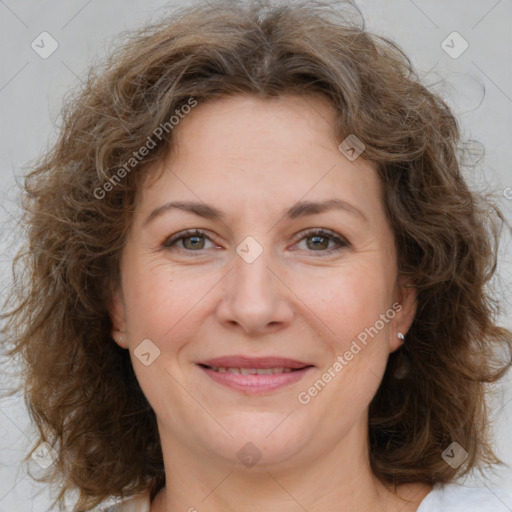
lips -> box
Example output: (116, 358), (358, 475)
(197, 355), (314, 394)
(198, 355), (312, 370)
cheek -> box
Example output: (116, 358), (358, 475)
(315, 268), (395, 404)
(300, 261), (394, 351)
(299, 270), (394, 424)
(121, 257), (220, 343)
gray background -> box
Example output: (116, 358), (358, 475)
(1, 0), (511, 510)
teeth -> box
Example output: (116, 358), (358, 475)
(208, 366), (294, 374)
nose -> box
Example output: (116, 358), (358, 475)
(215, 242), (294, 336)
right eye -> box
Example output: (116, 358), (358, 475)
(162, 229), (217, 252)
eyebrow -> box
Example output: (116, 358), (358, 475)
(143, 198), (368, 226)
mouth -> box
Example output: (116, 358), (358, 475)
(200, 366), (298, 374)
(197, 356), (315, 394)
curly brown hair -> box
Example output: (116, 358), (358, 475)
(1, 0), (511, 510)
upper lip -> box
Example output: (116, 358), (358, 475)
(198, 356), (314, 369)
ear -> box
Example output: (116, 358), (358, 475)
(108, 288), (128, 349)
(388, 278), (417, 353)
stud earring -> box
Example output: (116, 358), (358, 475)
(113, 330), (124, 344)
(397, 332), (405, 341)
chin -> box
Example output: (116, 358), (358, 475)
(198, 415), (317, 470)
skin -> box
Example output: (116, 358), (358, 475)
(110, 94), (432, 511)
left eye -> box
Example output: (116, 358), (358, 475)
(162, 228), (349, 254)
(294, 228), (349, 253)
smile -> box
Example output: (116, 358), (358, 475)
(204, 366), (294, 374)
(197, 356), (315, 394)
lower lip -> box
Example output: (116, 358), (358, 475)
(198, 365), (314, 394)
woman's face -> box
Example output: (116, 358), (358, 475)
(110, 94), (417, 471)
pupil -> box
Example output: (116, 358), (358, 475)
(186, 236), (203, 249)
(309, 235), (328, 250)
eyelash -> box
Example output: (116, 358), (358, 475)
(162, 228), (349, 256)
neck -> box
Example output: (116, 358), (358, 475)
(151, 420), (432, 512)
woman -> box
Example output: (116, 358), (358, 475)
(2, 1), (512, 511)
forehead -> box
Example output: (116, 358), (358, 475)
(170, 94), (345, 169)
(137, 94), (383, 226)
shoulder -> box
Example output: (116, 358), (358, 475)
(418, 482), (512, 512)
(99, 492), (151, 512)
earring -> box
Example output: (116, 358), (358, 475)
(397, 332), (404, 341)
(113, 330), (124, 344)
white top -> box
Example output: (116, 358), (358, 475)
(101, 493), (150, 512)
(417, 482), (512, 511)
(103, 482), (512, 511)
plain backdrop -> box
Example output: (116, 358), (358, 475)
(1, 0), (511, 510)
